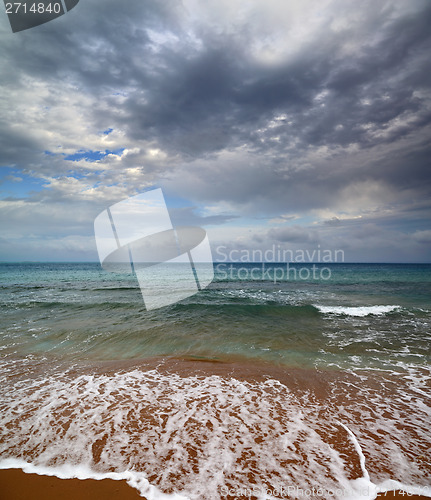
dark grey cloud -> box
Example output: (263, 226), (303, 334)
(116, 2), (431, 158)
(3, 0), (430, 157)
(267, 226), (319, 244)
(169, 206), (238, 227)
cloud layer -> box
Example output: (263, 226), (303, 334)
(0, 0), (430, 261)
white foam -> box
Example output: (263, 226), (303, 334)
(0, 458), (189, 500)
(1, 360), (430, 500)
(336, 423), (431, 500)
(315, 305), (400, 317)
(339, 422), (370, 481)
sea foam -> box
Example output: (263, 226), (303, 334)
(1, 359), (430, 499)
(315, 305), (400, 317)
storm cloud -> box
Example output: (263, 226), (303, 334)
(0, 0), (430, 261)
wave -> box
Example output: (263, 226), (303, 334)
(92, 287), (140, 291)
(314, 305), (401, 317)
(0, 297), (407, 321)
(1, 300), (141, 311)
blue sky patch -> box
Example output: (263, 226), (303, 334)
(0, 168), (45, 199)
(64, 148), (125, 162)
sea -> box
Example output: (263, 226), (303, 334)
(0, 262), (430, 499)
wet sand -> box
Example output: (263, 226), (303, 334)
(1, 357), (430, 500)
(0, 469), (429, 500)
(0, 469), (143, 500)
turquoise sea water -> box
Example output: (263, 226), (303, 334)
(1, 263), (430, 370)
(0, 263), (430, 499)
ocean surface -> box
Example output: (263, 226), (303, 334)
(0, 262), (430, 499)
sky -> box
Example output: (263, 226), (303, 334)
(0, 0), (430, 263)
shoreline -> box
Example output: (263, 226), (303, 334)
(1, 356), (430, 499)
(0, 469), (429, 500)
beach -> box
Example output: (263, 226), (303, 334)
(0, 263), (430, 499)
(0, 469), (429, 500)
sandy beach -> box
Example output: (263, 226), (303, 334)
(1, 358), (430, 500)
(0, 469), (429, 500)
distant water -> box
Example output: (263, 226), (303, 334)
(0, 263), (430, 499)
